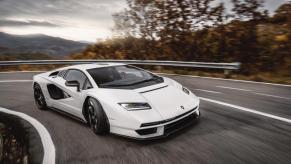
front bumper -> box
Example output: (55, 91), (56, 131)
(111, 106), (200, 140)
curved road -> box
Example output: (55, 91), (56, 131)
(1, 72), (291, 164)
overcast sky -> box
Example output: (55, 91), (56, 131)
(0, 0), (288, 42)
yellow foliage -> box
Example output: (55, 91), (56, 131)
(115, 51), (125, 59)
(275, 34), (288, 42)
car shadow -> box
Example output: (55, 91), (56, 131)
(46, 106), (201, 145)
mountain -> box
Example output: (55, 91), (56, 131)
(0, 32), (89, 58)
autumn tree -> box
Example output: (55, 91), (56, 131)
(73, 0), (291, 78)
(231, 0), (268, 74)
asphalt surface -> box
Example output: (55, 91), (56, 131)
(0, 72), (291, 164)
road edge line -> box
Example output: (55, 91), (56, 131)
(199, 97), (291, 124)
(0, 107), (55, 164)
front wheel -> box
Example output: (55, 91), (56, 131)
(33, 83), (48, 110)
(86, 98), (109, 135)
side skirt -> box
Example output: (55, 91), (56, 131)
(49, 107), (87, 124)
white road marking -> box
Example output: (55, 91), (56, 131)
(157, 73), (291, 87)
(199, 97), (291, 124)
(194, 89), (222, 94)
(216, 86), (252, 92)
(0, 107), (55, 164)
(254, 92), (291, 100)
(0, 80), (33, 83)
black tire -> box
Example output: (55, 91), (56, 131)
(86, 97), (109, 135)
(33, 83), (48, 110)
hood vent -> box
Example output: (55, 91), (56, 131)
(140, 85), (168, 94)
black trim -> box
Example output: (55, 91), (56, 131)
(164, 113), (197, 136)
(140, 106), (198, 127)
(139, 85), (168, 94)
(50, 107), (87, 123)
(136, 128), (157, 135)
(49, 71), (59, 77)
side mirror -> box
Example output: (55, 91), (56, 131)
(65, 80), (80, 92)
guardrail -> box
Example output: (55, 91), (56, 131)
(0, 60), (240, 70)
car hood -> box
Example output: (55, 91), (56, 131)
(89, 79), (199, 121)
(138, 84), (198, 119)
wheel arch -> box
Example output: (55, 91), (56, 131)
(82, 95), (106, 122)
(82, 95), (110, 133)
(82, 96), (91, 123)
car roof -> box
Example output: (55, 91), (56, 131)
(57, 63), (126, 72)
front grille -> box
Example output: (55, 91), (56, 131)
(140, 106), (198, 127)
(164, 113), (197, 135)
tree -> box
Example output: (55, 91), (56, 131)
(76, 0), (291, 78)
(231, 0), (268, 74)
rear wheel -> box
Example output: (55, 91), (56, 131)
(33, 83), (48, 110)
(86, 98), (109, 135)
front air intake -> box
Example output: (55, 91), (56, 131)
(136, 128), (157, 135)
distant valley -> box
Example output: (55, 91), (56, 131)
(0, 32), (90, 59)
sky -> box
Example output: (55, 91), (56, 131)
(0, 0), (288, 42)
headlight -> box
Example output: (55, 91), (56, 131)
(182, 87), (190, 95)
(118, 103), (151, 111)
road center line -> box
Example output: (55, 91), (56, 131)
(194, 89), (222, 94)
(216, 86), (252, 92)
(253, 92), (291, 100)
(199, 97), (291, 124)
(0, 107), (55, 164)
(0, 80), (33, 83)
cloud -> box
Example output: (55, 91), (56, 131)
(0, 0), (288, 41)
(0, 19), (59, 27)
(0, 0), (125, 20)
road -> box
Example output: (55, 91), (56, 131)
(0, 72), (291, 164)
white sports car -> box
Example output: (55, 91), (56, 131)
(33, 63), (200, 139)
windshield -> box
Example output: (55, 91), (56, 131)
(87, 65), (163, 89)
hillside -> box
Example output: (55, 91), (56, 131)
(0, 32), (89, 58)
(0, 53), (53, 61)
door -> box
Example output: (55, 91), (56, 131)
(52, 69), (93, 118)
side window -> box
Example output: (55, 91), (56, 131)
(58, 70), (67, 78)
(83, 79), (93, 90)
(65, 70), (92, 90)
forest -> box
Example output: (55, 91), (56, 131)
(71, 0), (291, 81)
